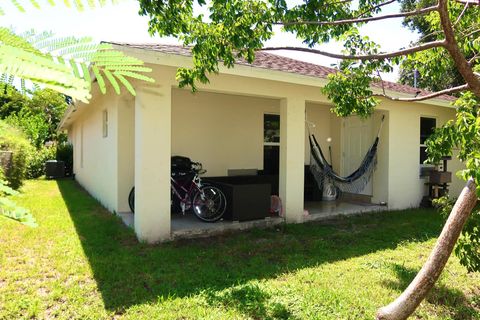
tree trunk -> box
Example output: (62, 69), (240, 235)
(376, 179), (478, 320)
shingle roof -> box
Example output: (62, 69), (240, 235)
(108, 42), (455, 102)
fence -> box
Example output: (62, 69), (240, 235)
(0, 151), (13, 176)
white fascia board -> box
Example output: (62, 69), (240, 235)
(58, 104), (75, 131)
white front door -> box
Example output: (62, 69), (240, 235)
(342, 115), (373, 195)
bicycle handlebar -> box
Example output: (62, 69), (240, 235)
(191, 162), (207, 174)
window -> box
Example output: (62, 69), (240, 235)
(102, 110), (108, 138)
(264, 114), (280, 144)
(80, 124), (84, 169)
(420, 117), (436, 164)
(263, 114), (280, 175)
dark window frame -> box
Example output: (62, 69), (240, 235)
(420, 116), (436, 165)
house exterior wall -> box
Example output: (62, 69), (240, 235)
(66, 61), (464, 219)
(171, 91), (334, 176)
(117, 97), (135, 213)
(171, 89), (279, 176)
(68, 91), (120, 212)
(376, 101), (463, 209)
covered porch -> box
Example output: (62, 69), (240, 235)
(119, 199), (386, 240)
(117, 65), (389, 243)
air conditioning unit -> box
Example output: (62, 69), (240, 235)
(45, 160), (65, 179)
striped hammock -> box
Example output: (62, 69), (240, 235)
(308, 115), (384, 194)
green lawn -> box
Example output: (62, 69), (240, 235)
(0, 180), (479, 319)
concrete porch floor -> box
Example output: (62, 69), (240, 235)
(304, 200), (386, 222)
(117, 200), (386, 241)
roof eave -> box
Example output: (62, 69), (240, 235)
(104, 44), (455, 109)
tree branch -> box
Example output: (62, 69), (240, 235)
(327, 0), (354, 5)
(455, 0), (480, 5)
(261, 41), (446, 61)
(462, 28), (480, 39)
(373, 84), (468, 101)
(439, 0), (480, 95)
(279, 6), (438, 27)
(377, 179), (478, 320)
(454, 0), (470, 26)
(376, 70), (386, 96)
(468, 54), (480, 64)
(356, 0), (397, 18)
(417, 30), (443, 43)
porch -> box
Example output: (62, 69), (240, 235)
(117, 66), (389, 243)
(118, 199), (385, 241)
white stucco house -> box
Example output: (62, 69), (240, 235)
(59, 43), (464, 243)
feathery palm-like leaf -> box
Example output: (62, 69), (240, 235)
(0, 0), (122, 14)
(0, 28), (91, 99)
(1, 28), (154, 102)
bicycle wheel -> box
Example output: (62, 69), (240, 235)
(128, 187), (135, 213)
(192, 186), (226, 222)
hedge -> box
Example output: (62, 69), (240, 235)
(0, 121), (33, 189)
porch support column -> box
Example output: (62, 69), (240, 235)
(134, 84), (172, 243)
(279, 97), (305, 223)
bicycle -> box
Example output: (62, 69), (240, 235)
(128, 159), (227, 222)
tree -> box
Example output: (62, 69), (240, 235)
(0, 85), (67, 147)
(398, 0), (469, 93)
(138, 0), (479, 319)
(0, 0), (156, 225)
(1, 0), (154, 102)
(0, 83), (28, 118)
(26, 88), (69, 144)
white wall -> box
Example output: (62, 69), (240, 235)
(377, 101), (463, 209)
(116, 97), (135, 213)
(171, 90), (335, 177)
(67, 63), (463, 215)
(69, 91), (119, 212)
(172, 89), (279, 176)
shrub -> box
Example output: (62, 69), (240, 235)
(56, 143), (73, 176)
(0, 121), (33, 189)
(26, 146), (56, 179)
(6, 110), (50, 149)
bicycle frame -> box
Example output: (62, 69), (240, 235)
(170, 173), (203, 214)
(128, 160), (225, 222)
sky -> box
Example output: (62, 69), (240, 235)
(1, 0), (420, 82)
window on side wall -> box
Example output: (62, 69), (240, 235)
(263, 114), (280, 175)
(420, 117), (436, 165)
(102, 110), (108, 138)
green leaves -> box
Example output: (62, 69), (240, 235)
(140, 0), (277, 90)
(433, 195), (480, 272)
(399, 0), (480, 92)
(323, 69), (379, 118)
(0, 196), (38, 227)
(0, 29), (154, 102)
(455, 209), (480, 272)
(426, 92), (480, 194)
(322, 30), (393, 118)
(0, 178), (37, 227)
(0, 0), (122, 15)
(0, 42), (91, 101)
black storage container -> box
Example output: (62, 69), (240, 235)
(205, 176), (271, 222)
(45, 160), (65, 179)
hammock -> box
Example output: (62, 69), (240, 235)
(309, 115), (384, 194)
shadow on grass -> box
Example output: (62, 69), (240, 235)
(204, 283), (296, 320)
(383, 264), (479, 320)
(57, 180), (445, 314)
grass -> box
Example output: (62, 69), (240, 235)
(0, 179), (479, 319)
